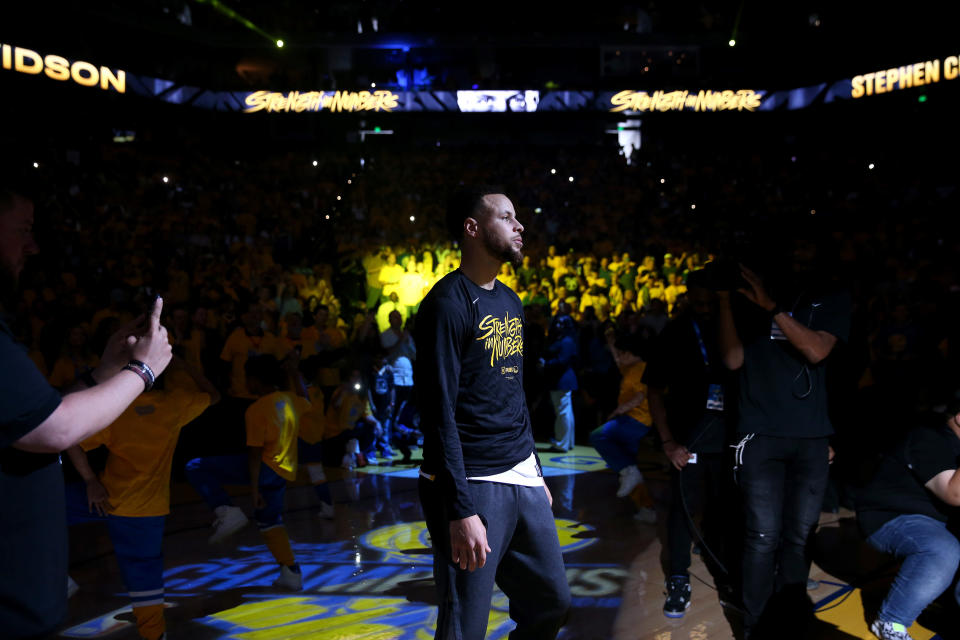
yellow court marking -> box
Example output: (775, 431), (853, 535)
(815, 587), (936, 639)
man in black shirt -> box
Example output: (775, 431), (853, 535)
(415, 186), (570, 640)
(644, 270), (736, 618)
(718, 260), (851, 638)
(0, 172), (172, 638)
(856, 395), (960, 640)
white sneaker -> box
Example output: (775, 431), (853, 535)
(870, 620), (914, 640)
(317, 501), (335, 520)
(209, 505), (249, 544)
(633, 506), (657, 524)
(67, 575), (79, 599)
(274, 565), (303, 591)
(617, 465), (643, 498)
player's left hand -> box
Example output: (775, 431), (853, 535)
(544, 482), (553, 508)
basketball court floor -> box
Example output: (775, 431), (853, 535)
(59, 444), (954, 639)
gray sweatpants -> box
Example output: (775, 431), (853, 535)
(419, 478), (571, 640)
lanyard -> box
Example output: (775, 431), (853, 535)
(691, 320), (710, 368)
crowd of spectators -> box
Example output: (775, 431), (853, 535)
(5, 130), (958, 488)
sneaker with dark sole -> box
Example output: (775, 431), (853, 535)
(663, 575), (691, 618)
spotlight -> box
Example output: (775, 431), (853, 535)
(32, 162), (38, 168)
(410, 216), (415, 222)
(660, 178), (665, 184)
(728, 39), (736, 47)
(568, 176), (574, 182)
(550, 169), (556, 175)
(162, 176), (169, 183)
(336, 196), (342, 201)
(690, 204), (696, 210)
(325, 214), (330, 220)
(276, 39), (284, 48)
(312, 160), (318, 167)
(534, 207), (542, 214)
(868, 163), (875, 170)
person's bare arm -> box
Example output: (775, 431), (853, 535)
(925, 468), (960, 507)
(649, 387), (691, 470)
(66, 445), (111, 516)
(738, 266), (837, 364)
(716, 291), (743, 370)
(14, 299), (173, 453)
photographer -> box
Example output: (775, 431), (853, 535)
(716, 247), (851, 639)
(856, 394), (960, 640)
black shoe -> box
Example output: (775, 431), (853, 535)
(664, 575), (691, 618)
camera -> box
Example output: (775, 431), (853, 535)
(703, 258), (746, 292)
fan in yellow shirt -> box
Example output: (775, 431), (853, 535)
(589, 332), (656, 520)
(185, 354), (313, 591)
(219, 302), (283, 399)
(65, 370), (218, 640)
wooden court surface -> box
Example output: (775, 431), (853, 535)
(59, 445), (954, 639)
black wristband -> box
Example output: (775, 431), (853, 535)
(80, 370), (98, 388)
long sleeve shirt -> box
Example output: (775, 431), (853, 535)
(414, 269), (536, 520)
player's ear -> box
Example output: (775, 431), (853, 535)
(464, 217), (480, 239)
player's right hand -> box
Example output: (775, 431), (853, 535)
(449, 515), (491, 572)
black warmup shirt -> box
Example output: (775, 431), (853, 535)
(857, 424), (960, 538)
(0, 317), (67, 637)
(414, 270), (536, 519)
(737, 289), (851, 438)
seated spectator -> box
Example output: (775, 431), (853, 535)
(855, 393), (960, 640)
(589, 332), (656, 522)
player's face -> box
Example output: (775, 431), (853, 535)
(477, 194), (524, 269)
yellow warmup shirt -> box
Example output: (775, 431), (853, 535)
(298, 387), (327, 445)
(246, 391), (312, 481)
(220, 327), (281, 398)
(324, 390), (371, 440)
(619, 361), (652, 426)
(47, 354), (99, 390)
(81, 389), (212, 517)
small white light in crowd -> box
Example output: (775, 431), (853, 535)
(354, 383), (362, 391)
(162, 176), (169, 183)
(568, 176), (574, 182)
(410, 216), (416, 222)
(32, 162), (39, 168)
(371, 82), (376, 88)
(811, 209), (816, 215)
(550, 168), (556, 174)
(868, 163), (875, 170)
(534, 207), (542, 214)
(276, 39), (284, 48)
(312, 160), (318, 167)
(336, 195), (342, 201)
(347, 179), (352, 184)
(690, 204), (696, 210)
(660, 178), (665, 184)
(728, 39), (736, 47)
(325, 214), (330, 220)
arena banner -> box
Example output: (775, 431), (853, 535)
(0, 42), (126, 93)
(3, 42), (956, 113)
